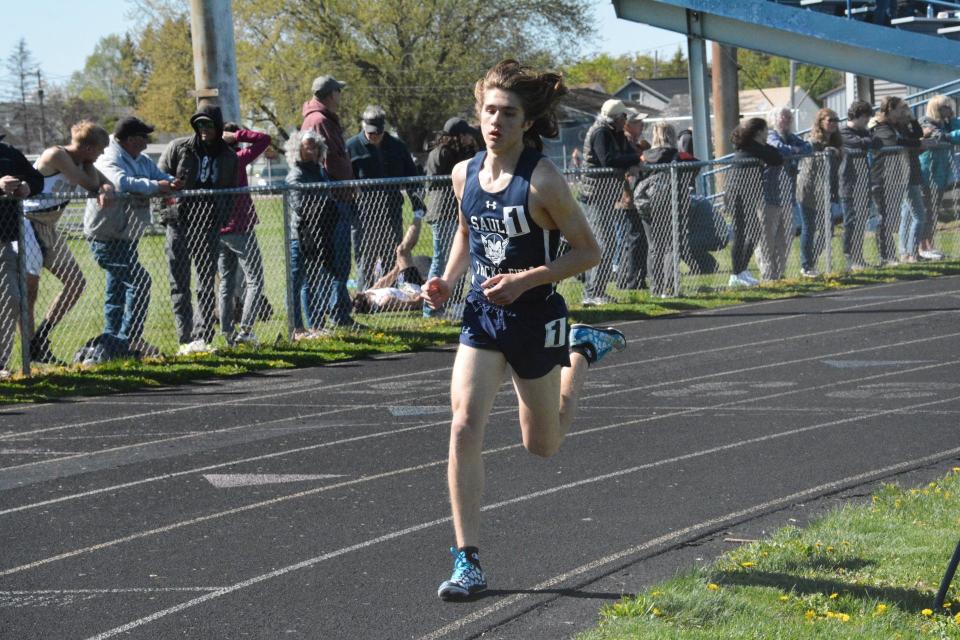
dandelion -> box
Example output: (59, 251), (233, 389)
(954, 611), (960, 624)
(707, 583), (719, 591)
(651, 590), (663, 597)
(839, 613), (850, 622)
(826, 546), (835, 552)
(805, 609), (816, 620)
(952, 466), (960, 473)
(740, 561), (755, 568)
(779, 595), (789, 602)
(921, 608), (933, 617)
(875, 604), (888, 614)
(830, 593), (839, 599)
(652, 607), (663, 617)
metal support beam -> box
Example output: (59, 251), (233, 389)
(189, 0), (241, 123)
(711, 43), (739, 157)
(686, 15), (713, 161)
(613, 0), (960, 88)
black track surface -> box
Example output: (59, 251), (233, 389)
(2, 276), (959, 640)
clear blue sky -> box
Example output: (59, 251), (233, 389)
(3, 0), (686, 85)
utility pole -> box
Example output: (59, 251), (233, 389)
(189, 0), (241, 123)
(35, 69), (47, 149)
(17, 70), (31, 153)
(711, 43), (739, 158)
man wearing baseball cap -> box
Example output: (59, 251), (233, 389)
(578, 99), (641, 306)
(84, 116), (180, 357)
(345, 105), (425, 290)
(300, 74), (354, 327)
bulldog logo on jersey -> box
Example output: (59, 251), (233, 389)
(481, 233), (507, 266)
(502, 205), (531, 237)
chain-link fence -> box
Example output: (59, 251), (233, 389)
(2, 143), (957, 376)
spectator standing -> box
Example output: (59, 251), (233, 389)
(633, 121), (700, 296)
(615, 108), (649, 291)
(301, 75), (353, 326)
(218, 123), (271, 345)
(796, 108), (843, 277)
(158, 105), (239, 354)
(839, 100), (883, 270)
(919, 95), (960, 260)
(84, 117), (179, 356)
(579, 99), (641, 305)
(0, 138), (43, 378)
(21, 121), (112, 364)
(726, 118), (784, 287)
(766, 106), (812, 280)
(870, 96), (922, 264)
(346, 105), (425, 290)
(423, 117), (478, 318)
(285, 129), (350, 334)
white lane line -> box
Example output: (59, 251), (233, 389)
(4, 366), (958, 580)
(3, 303), (954, 476)
(85, 442), (960, 640)
(416, 447), (960, 640)
(2, 330), (957, 516)
(3, 283), (951, 436)
(0, 365), (452, 441)
(0, 587), (223, 594)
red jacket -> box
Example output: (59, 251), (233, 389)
(301, 98), (354, 182)
(221, 129), (271, 234)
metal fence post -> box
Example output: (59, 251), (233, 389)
(935, 539), (960, 611)
(16, 207), (30, 377)
(670, 164), (681, 297)
(281, 187), (295, 342)
(822, 152), (833, 273)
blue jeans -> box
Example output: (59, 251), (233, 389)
(88, 239), (150, 343)
(799, 202), (822, 271)
(289, 238), (313, 331)
(423, 217), (457, 317)
(582, 200), (618, 299)
(217, 232), (264, 335)
(898, 184), (927, 258)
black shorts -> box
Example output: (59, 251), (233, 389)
(459, 290), (570, 379)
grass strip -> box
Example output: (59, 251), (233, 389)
(3, 260), (960, 405)
(578, 467), (960, 640)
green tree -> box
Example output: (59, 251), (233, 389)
(738, 51), (842, 104)
(67, 34), (144, 111)
(233, 0), (595, 151)
(5, 38), (39, 152)
(563, 49), (688, 94)
(136, 14), (196, 134)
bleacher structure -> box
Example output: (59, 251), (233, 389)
(612, 0), (960, 159)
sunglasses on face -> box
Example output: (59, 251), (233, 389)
(195, 120), (215, 130)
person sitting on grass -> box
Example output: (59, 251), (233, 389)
(352, 211), (430, 314)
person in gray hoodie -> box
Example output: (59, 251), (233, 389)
(85, 116), (179, 354)
(159, 105), (238, 353)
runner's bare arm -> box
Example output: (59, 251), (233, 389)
(422, 159), (472, 308)
(479, 160), (599, 306)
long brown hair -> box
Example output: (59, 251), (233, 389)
(810, 108), (843, 153)
(474, 59), (567, 152)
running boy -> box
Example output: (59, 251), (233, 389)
(422, 60), (627, 600)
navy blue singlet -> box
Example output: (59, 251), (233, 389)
(461, 147), (560, 304)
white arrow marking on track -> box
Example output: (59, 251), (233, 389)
(822, 359), (931, 368)
(202, 474), (343, 488)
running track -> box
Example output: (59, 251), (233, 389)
(1, 275), (959, 639)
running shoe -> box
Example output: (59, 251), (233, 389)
(919, 249), (944, 261)
(177, 339), (215, 355)
(569, 324), (627, 364)
(738, 270), (759, 285)
(438, 547), (487, 601)
(800, 268), (819, 278)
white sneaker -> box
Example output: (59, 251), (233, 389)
(177, 339), (215, 355)
(919, 249), (944, 261)
(0, 369), (11, 380)
(728, 273), (749, 288)
(233, 331), (258, 347)
(800, 268), (820, 278)
(738, 270), (759, 285)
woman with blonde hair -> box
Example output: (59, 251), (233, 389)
(796, 108), (843, 276)
(919, 95), (960, 259)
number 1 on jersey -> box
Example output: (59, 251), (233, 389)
(544, 317), (567, 348)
